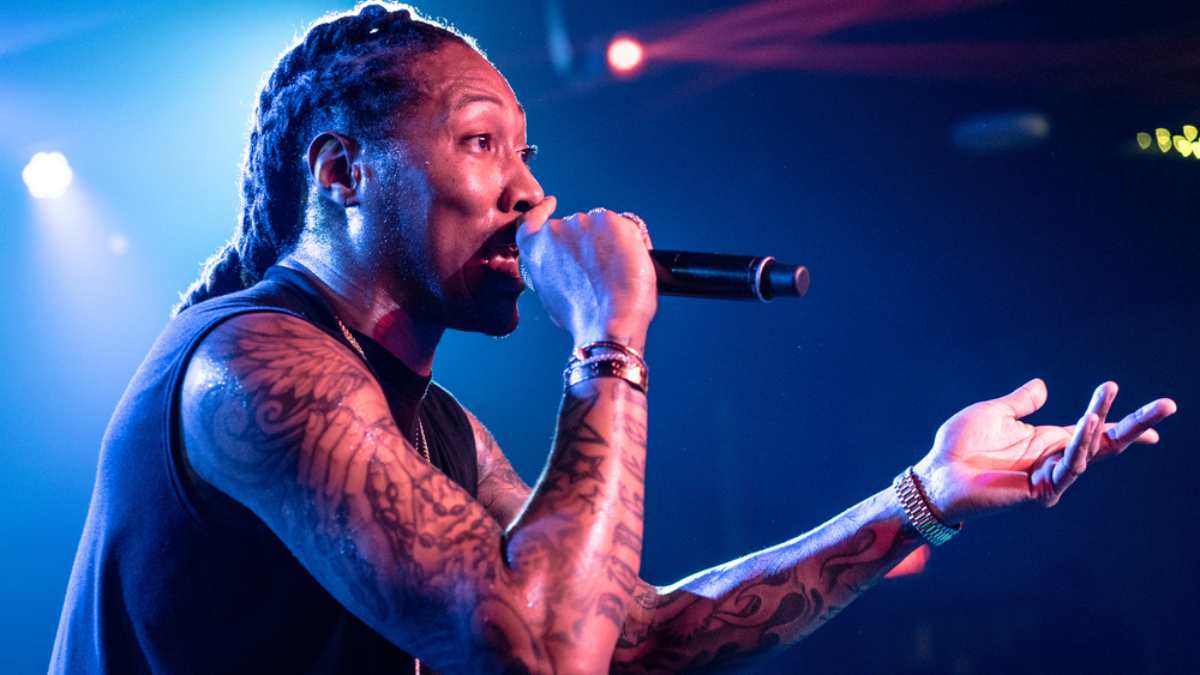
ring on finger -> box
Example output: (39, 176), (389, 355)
(620, 211), (651, 242)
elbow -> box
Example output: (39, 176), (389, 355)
(464, 576), (618, 675)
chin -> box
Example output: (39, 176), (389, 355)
(453, 295), (521, 337)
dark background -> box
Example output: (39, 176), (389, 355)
(1, 1), (1196, 672)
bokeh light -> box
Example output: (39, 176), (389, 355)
(1173, 135), (1192, 157)
(607, 35), (644, 76)
(1137, 124), (1199, 161)
(22, 151), (74, 199)
(1155, 128), (1171, 152)
(107, 232), (129, 256)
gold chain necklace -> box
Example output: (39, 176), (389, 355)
(334, 316), (429, 675)
(335, 316), (431, 463)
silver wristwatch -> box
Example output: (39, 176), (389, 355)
(893, 466), (962, 547)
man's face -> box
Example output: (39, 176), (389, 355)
(358, 42), (543, 337)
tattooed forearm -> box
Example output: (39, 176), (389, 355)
(181, 313), (649, 674)
(612, 489), (922, 674)
(468, 375), (915, 674)
(506, 376), (650, 667)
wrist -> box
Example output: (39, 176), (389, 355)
(565, 337), (649, 394)
(911, 459), (963, 525)
(572, 322), (647, 355)
(894, 465), (962, 546)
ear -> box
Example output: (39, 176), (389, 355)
(306, 132), (362, 208)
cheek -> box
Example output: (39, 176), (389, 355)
(427, 173), (501, 262)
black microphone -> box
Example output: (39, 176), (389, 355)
(521, 250), (809, 302)
(649, 249), (809, 301)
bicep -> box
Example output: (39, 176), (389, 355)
(468, 407), (535, 529)
(180, 313), (535, 668)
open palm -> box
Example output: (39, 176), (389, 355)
(914, 378), (1176, 522)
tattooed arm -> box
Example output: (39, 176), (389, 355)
(180, 313), (649, 674)
(470, 416), (920, 673)
(469, 377), (1169, 674)
(612, 491), (922, 673)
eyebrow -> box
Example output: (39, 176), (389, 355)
(451, 92), (526, 116)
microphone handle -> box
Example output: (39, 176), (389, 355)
(649, 249), (809, 301)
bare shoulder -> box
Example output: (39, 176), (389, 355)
(179, 311), (389, 501)
(176, 311), (531, 666)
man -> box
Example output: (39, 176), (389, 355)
(51, 3), (1176, 673)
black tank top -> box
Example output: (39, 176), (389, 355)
(51, 266), (478, 674)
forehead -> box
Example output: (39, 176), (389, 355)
(409, 43), (524, 122)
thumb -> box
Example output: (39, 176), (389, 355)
(992, 377), (1048, 419)
(515, 195), (557, 245)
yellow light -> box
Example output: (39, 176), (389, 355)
(1174, 135), (1191, 157)
(1136, 132), (1152, 150)
(1193, 140), (1200, 159)
(1185, 124), (1198, 142)
(1156, 128), (1171, 152)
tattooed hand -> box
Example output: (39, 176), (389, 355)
(915, 378), (1177, 522)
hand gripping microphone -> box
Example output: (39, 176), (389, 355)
(648, 249), (809, 301)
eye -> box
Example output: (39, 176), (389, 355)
(464, 134), (493, 152)
(520, 144), (539, 165)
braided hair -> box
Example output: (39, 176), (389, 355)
(174, 2), (477, 314)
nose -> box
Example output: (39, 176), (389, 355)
(499, 157), (544, 215)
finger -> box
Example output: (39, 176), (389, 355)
(515, 195), (557, 241)
(1097, 398), (1178, 458)
(1134, 428), (1160, 444)
(1029, 454), (1061, 505)
(1047, 381), (1117, 451)
(1090, 381), (1118, 424)
(993, 378), (1048, 419)
(1085, 403), (1107, 461)
(1097, 425), (1160, 444)
(1085, 382), (1118, 459)
(1051, 412), (1097, 500)
(618, 212), (653, 250)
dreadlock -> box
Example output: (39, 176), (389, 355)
(174, 2), (476, 314)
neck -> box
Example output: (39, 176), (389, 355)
(278, 252), (444, 377)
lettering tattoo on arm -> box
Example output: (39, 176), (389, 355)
(182, 313), (650, 673)
(504, 378), (650, 667)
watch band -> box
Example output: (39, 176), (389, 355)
(893, 466), (961, 546)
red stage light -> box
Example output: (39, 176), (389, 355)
(607, 36), (644, 76)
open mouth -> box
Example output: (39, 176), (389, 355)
(477, 242), (523, 290)
(481, 242), (519, 261)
